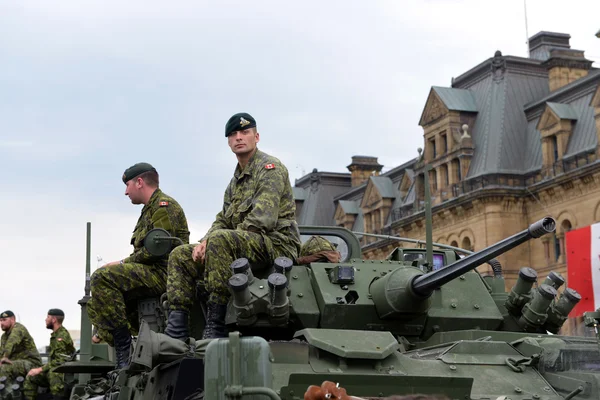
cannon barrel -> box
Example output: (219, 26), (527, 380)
(412, 217), (556, 296)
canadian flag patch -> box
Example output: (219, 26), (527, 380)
(265, 163), (275, 169)
(159, 201), (169, 207)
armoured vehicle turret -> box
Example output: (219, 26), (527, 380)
(2, 216), (600, 400)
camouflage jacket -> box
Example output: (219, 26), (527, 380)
(123, 188), (190, 267)
(0, 322), (42, 366)
(204, 148), (301, 259)
(42, 326), (76, 373)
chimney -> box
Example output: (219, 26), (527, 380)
(528, 31), (593, 91)
(346, 156), (383, 187)
(528, 31), (571, 61)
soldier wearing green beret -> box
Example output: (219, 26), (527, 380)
(87, 163), (190, 368)
(24, 309), (76, 400)
(0, 310), (43, 383)
(164, 112), (302, 340)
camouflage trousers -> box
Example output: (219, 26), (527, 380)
(167, 229), (278, 311)
(88, 262), (167, 344)
(89, 303), (141, 347)
(0, 359), (37, 382)
(23, 369), (66, 399)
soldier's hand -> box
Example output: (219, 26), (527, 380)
(27, 367), (42, 377)
(0, 357), (12, 365)
(192, 241), (207, 263)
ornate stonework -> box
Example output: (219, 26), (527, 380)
(420, 92), (448, 126)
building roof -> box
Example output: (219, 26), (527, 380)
(547, 102), (579, 120)
(460, 57), (551, 178)
(432, 86), (478, 112)
(370, 176), (396, 198)
(292, 186), (306, 201)
(338, 200), (359, 214)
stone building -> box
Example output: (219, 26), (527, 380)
(293, 31), (600, 314)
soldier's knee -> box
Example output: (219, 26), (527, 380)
(90, 267), (109, 288)
(169, 244), (188, 261)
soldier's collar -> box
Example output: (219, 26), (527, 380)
(142, 188), (162, 211)
(235, 149), (262, 178)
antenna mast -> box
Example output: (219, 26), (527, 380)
(524, 0), (530, 57)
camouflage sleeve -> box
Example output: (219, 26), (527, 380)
(1, 325), (24, 359)
(43, 333), (74, 372)
(202, 182), (233, 240)
(123, 205), (180, 264)
(238, 164), (288, 232)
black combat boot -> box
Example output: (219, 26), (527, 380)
(112, 326), (132, 369)
(202, 302), (228, 339)
(164, 310), (189, 340)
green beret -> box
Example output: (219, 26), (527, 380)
(48, 308), (64, 317)
(122, 162), (156, 183)
(225, 112), (256, 137)
(0, 310), (14, 318)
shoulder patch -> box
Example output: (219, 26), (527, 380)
(57, 337), (63, 341)
(159, 201), (169, 207)
(265, 163), (275, 170)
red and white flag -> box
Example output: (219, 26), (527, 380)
(566, 223), (600, 316)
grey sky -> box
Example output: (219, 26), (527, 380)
(1, 0), (598, 347)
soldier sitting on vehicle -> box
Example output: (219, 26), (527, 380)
(0, 310), (42, 383)
(24, 309), (76, 400)
(164, 112), (302, 341)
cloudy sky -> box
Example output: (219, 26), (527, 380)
(1, 0), (599, 348)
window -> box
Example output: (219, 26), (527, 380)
(429, 138), (437, 159)
(552, 136), (559, 162)
(461, 237), (472, 251)
(441, 132), (447, 154)
(441, 164), (449, 187)
(429, 169), (437, 192)
(553, 233), (561, 262)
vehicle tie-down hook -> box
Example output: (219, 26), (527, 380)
(504, 354), (540, 372)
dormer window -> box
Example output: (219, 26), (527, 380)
(537, 102), (577, 175)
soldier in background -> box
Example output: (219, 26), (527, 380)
(0, 310), (42, 382)
(296, 235), (341, 264)
(87, 162), (190, 369)
(164, 112), (302, 340)
(24, 309), (76, 400)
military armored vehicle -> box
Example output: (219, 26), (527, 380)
(2, 204), (600, 399)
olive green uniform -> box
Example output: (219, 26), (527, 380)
(23, 326), (76, 399)
(88, 188), (190, 344)
(0, 322), (42, 381)
(167, 149), (301, 310)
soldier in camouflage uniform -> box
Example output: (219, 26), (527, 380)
(0, 310), (42, 383)
(164, 112), (301, 340)
(87, 162), (190, 368)
(296, 235), (342, 264)
(24, 309), (76, 400)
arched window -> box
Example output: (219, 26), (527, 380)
(557, 219), (573, 263)
(450, 240), (458, 247)
(461, 237), (472, 251)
